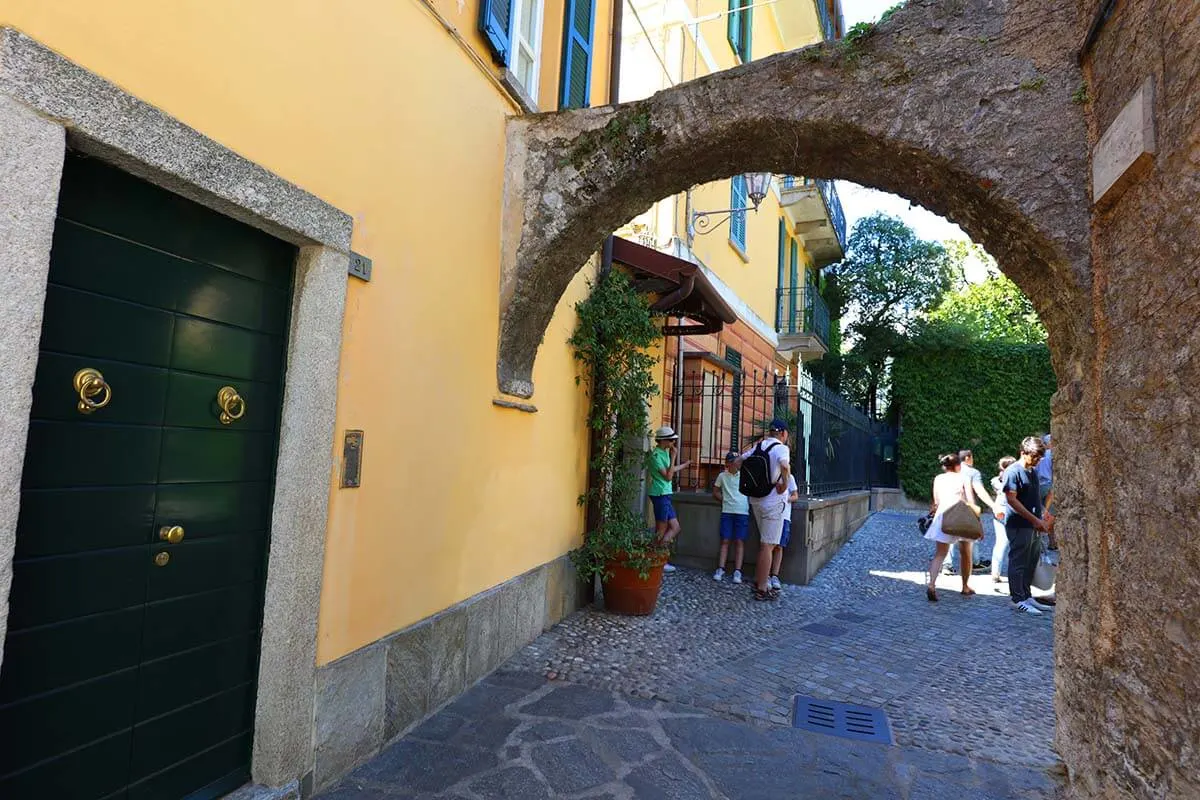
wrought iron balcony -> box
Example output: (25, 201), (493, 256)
(777, 176), (847, 267)
(815, 178), (847, 250)
(775, 283), (830, 358)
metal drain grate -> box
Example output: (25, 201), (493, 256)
(800, 622), (847, 637)
(792, 696), (894, 744)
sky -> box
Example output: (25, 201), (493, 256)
(832, 1), (993, 283)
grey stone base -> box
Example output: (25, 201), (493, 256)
(668, 491), (871, 585)
(869, 487), (904, 511)
(311, 554), (587, 791)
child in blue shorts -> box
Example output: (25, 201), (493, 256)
(712, 452), (750, 583)
(648, 427), (690, 571)
(768, 474), (800, 590)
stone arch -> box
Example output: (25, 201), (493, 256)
(497, 0), (1091, 398)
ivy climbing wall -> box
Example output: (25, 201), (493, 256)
(892, 342), (1054, 501)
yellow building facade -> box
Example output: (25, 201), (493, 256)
(0, 0), (616, 797)
(0, 0), (846, 797)
(615, 0), (845, 492)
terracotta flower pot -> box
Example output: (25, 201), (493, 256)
(601, 550), (669, 615)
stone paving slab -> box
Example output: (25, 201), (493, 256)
(317, 676), (1059, 799)
(506, 510), (1056, 768)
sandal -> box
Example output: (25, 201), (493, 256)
(926, 587), (939, 602)
(754, 588), (777, 602)
(961, 587), (977, 597)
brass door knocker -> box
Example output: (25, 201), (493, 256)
(73, 368), (112, 414)
(216, 386), (245, 425)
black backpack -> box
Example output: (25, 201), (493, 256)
(739, 442), (780, 498)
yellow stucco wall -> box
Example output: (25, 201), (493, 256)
(2, 0), (613, 664)
(627, 0), (821, 328)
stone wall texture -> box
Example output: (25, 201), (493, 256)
(502, 1), (1200, 797)
(1055, 2), (1200, 798)
(499, 0), (1092, 398)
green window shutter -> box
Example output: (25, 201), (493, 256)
(479, 0), (515, 65)
(559, 0), (596, 109)
(727, 0), (752, 61)
(726, 347), (743, 450)
(742, 2), (753, 60)
(776, 219), (786, 329)
(727, 0), (741, 59)
(789, 239), (799, 325)
(730, 175), (747, 250)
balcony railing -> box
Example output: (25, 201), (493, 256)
(776, 283), (831, 347)
(815, 178), (847, 250)
(779, 176), (847, 252)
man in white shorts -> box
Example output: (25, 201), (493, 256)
(739, 419), (792, 601)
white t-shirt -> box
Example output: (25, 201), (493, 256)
(741, 437), (791, 500)
(784, 474), (798, 522)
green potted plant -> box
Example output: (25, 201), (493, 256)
(568, 270), (666, 615)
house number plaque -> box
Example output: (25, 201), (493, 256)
(342, 430), (364, 488)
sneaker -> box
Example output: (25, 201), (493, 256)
(732, 570), (743, 584)
(1027, 597), (1054, 611)
(662, 564), (676, 573)
(1013, 599), (1044, 616)
(769, 576), (782, 590)
(943, 566), (958, 576)
(713, 568), (725, 581)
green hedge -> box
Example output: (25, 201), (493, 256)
(891, 340), (1054, 500)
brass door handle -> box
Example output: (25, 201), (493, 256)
(159, 525), (185, 544)
(216, 386), (245, 425)
(73, 368), (112, 414)
(154, 551), (170, 567)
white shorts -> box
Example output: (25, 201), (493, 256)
(751, 493), (788, 546)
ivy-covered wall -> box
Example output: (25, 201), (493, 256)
(891, 341), (1055, 500)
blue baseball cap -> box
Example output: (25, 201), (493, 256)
(770, 419), (788, 432)
(725, 451), (739, 462)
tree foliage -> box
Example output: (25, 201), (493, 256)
(925, 271), (1046, 344)
(822, 213), (962, 417)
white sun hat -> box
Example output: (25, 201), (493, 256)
(653, 426), (679, 440)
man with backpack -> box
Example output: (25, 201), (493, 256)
(737, 419), (792, 601)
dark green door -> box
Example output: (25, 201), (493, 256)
(0, 154), (295, 800)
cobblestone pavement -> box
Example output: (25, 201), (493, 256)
(507, 510), (1056, 768)
(317, 511), (1060, 799)
(319, 673), (1058, 799)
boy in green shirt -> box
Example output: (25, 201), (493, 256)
(648, 427), (690, 570)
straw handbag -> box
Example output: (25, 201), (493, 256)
(940, 500), (983, 540)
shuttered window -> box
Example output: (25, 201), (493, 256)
(730, 175), (747, 251)
(727, 0), (753, 63)
(479, 0), (514, 65)
(479, 0), (543, 98)
(511, 0), (544, 96)
(559, 0), (596, 109)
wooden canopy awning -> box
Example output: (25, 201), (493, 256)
(612, 237), (738, 336)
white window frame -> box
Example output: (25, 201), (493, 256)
(510, 0), (545, 99)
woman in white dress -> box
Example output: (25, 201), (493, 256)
(924, 453), (975, 601)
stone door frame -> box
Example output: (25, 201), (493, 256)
(0, 28), (347, 791)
